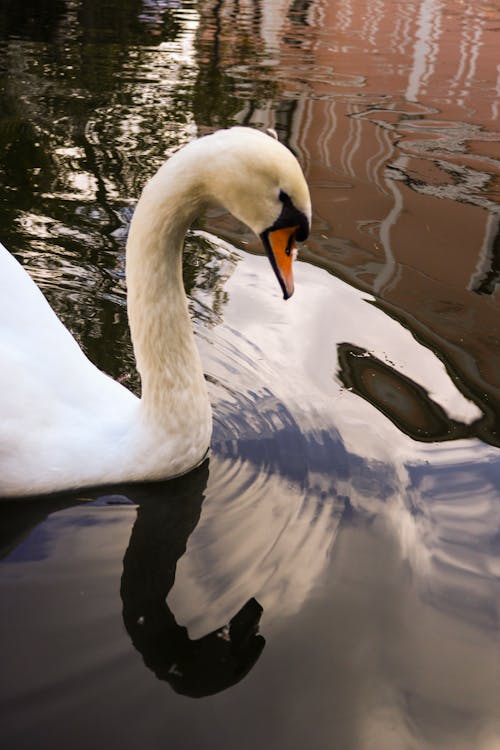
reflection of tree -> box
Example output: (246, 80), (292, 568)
(192, 0), (278, 128)
(0, 0), (66, 42)
(0, 0), (187, 214)
(0, 1), (186, 280)
(78, 0), (182, 47)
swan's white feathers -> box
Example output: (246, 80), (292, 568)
(0, 242), (138, 495)
(0, 127), (310, 497)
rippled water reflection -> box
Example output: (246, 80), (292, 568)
(0, 1), (499, 748)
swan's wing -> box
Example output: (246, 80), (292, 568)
(1, 242), (98, 381)
(0, 241), (134, 405)
(0, 242), (137, 495)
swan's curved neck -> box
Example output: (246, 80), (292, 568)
(125, 156), (210, 433)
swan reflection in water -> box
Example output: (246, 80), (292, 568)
(0, 461), (266, 699)
(120, 462), (265, 698)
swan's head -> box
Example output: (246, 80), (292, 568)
(194, 127), (311, 299)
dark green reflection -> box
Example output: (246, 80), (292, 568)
(192, 0), (278, 128)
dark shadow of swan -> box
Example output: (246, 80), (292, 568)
(0, 461), (265, 698)
(119, 462), (265, 698)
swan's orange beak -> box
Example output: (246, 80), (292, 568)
(265, 225), (298, 300)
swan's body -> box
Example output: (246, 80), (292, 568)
(0, 127), (310, 498)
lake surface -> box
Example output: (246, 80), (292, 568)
(0, 1), (499, 748)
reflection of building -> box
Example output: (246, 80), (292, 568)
(196, 0), (499, 441)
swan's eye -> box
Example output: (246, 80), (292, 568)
(278, 190), (309, 241)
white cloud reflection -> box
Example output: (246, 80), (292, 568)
(168, 246), (497, 653)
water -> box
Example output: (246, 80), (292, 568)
(0, 1), (499, 748)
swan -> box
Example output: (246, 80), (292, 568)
(0, 127), (311, 498)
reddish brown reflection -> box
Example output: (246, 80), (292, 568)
(197, 0), (500, 439)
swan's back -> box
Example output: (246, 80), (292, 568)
(1, 243), (99, 387)
(0, 243), (137, 496)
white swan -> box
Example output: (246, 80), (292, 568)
(0, 127), (311, 498)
